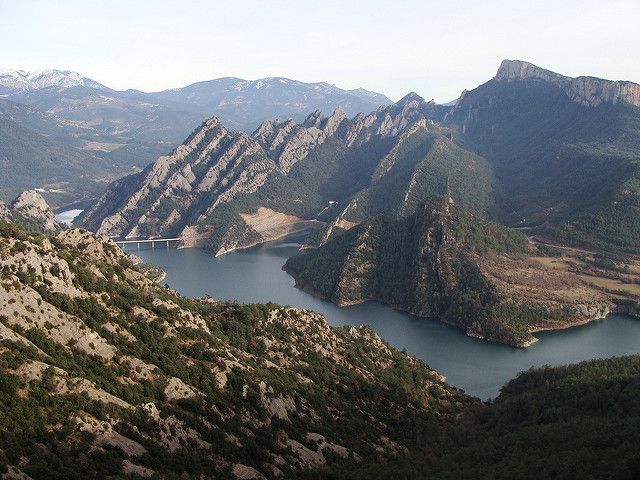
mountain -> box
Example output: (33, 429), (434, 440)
(445, 59), (640, 251)
(0, 190), (62, 232)
(80, 60), (640, 256)
(146, 76), (393, 132)
(0, 68), (107, 92)
(1, 220), (639, 478)
(78, 94), (490, 255)
(0, 69), (391, 207)
(284, 196), (629, 347)
(1, 69), (392, 140)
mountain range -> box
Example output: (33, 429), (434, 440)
(79, 59), (640, 254)
(0, 69), (391, 206)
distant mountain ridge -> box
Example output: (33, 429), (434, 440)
(0, 68), (392, 135)
(0, 68), (107, 92)
(0, 68), (392, 207)
(494, 59), (640, 107)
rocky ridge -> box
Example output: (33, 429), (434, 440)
(495, 59), (640, 107)
(79, 94), (490, 255)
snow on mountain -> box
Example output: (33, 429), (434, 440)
(0, 69), (107, 91)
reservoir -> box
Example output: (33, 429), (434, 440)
(130, 236), (640, 400)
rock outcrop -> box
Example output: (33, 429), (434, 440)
(495, 59), (640, 107)
(2, 190), (62, 232)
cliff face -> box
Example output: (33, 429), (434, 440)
(495, 59), (640, 107)
(79, 95), (488, 255)
(0, 220), (468, 478)
(284, 197), (616, 347)
(1, 190), (62, 232)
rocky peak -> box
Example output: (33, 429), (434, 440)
(8, 190), (62, 232)
(0, 201), (10, 222)
(303, 109), (325, 129)
(495, 59), (640, 107)
(397, 92), (426, 106)
(495, 59), (563, 83)
(324, 107), (347, 134)
(0, 68), (106, 91)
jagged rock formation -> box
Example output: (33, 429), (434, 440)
(0, 220), (469, 478)
(495, 59), (640, 107)
(76, 59), (640, 256)
(1, 190), (62, 232)
(285, 197), (617, 347)
(79, 95), (491, 255)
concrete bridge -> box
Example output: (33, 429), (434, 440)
(113, 238), (183, 249)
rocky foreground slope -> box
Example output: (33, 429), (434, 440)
(0, 220), (469, 478)
(284, 197), (633, 347)
(1, 221), (640, 479)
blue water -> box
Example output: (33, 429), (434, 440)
(131, 238), (640, 400)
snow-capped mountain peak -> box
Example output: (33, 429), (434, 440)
(0, 68), (106, 91)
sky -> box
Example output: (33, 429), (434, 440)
(2, 0), (639, 102)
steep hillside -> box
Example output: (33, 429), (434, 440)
(0, 104), (134, 206)
(446, 59), (640, 251)
(0, 220), (469, 478)
(78, 95), (493, 255)
(284, 197), (624, 347)
(344, 355), (640, 480)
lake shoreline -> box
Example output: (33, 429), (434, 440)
(133, 243), (640, 400)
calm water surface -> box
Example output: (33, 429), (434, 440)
(55, 209), (84, 226)
(132, 237), (640, 400)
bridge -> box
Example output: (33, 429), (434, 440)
(113, 238), (183, 249)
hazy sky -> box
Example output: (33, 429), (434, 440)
(2, 0), (639, 102)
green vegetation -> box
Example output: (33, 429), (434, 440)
(285, 197), (550, 346)
(1, 221), (639, 478)
(448, 78), (640, 252)
(334, 355), (640, 480)
(0, 221), (469, 478)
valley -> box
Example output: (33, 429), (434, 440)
(132, 237), (640, 401)
(2, 50), (640, 479)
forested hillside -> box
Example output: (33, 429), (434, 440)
(0, 220), (469, 478)
(284, 197), (632, 346)
(339, 355), (640, 480)
(447, 60), (640, 251)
